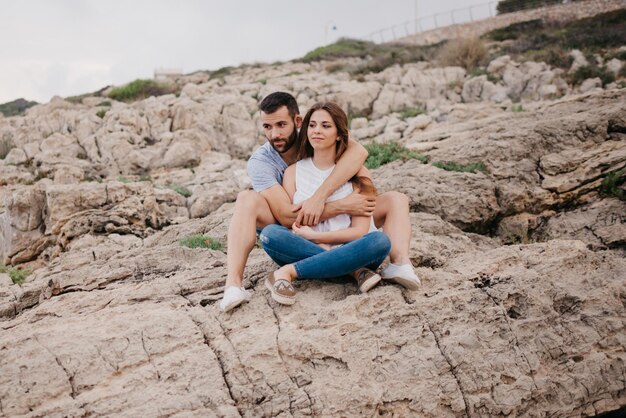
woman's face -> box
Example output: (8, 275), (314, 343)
(307, 109), (338, 151)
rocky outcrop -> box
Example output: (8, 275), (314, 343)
(1, 216), (624, 416)
(0, 49), (625, 417)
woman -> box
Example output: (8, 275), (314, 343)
(260, 102), (391, 305)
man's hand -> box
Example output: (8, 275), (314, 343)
(341, 190), (376, 217)
(292, 223), (320, 241)
(293, 193), (326, 226)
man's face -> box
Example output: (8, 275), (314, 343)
(260, 106), (302, 154)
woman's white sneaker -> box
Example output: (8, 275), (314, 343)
(219, 286), (251, 312)
(380, 263), (421, 290)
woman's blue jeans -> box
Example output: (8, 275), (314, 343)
(259, 224), (391, 279)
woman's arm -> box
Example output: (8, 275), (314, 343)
(293, 215), (370, 244)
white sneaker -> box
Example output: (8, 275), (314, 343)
(219, 286), (251, 312)
(380, 263), (421, 290)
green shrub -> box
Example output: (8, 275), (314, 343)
(108, 79), (178, 102)
(0, 137), (14, 159)
(599, 169), (625, 201)
(117, 176), (130, 183)
(438, 38), (487, 70)
(97, 100), (112, 107)
(364, 142), (427, 169)
(568, 65), (615, 86)
(0, 264), (32, 285)
(180, 235), (223, 250)
(432, 161), (488, 174)
(398, 106), (426, 120)
(168, 184), (192, 198)
(96, 109), (107, 119)
(511, 104), (524, 112)
(522, 45), (573, 69)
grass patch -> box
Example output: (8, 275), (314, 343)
(0, 264), (32, 285)
(364, 142), (427, 169)
(117, 176), (131, 183)
(511, 104), (524, 112)
(397, 106), (426, 120)
(0, 98), (38, 117)
(168, 184), (192, 198)
(599, 169), (625, 201)
(108, 79), (178, 102)
(96, 109), (107, 119)
(180, 235), (223, 250)
(432, 161), (488, 174)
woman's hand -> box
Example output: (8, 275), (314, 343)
(292, 223), (319, 241)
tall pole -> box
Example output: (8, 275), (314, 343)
(414, 0), (418, 34)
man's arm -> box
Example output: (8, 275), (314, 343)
(319, 165), (376, 219)
(296, 138), (368, 226)
(262, 163), (373, 228)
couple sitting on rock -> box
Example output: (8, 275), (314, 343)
(219, 92), (420, 312)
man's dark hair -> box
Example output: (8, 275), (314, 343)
(259, 92), (300, 118)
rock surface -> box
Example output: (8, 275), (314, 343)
(0, 48), (625, 417)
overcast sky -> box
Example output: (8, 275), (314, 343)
(0, 0), (496, 103)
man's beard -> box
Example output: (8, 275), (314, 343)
(270, 128), (298, 154)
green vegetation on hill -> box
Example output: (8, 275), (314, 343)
(485, 10), (626, 68)
(496, 0), (582, 15)
(0, 98), (38, 117)
(301, 37), (442, 76)
(108, 79), (179, 102)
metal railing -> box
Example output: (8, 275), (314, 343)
(367, 1), (497, 43)
(365, 0), (585, 43)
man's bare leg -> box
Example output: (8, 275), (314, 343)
(225, 190), (276, 288)
(374, 191), (412, 265)
(373, 191), (420, 289)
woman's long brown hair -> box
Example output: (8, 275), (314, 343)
(297, 102), (376, 196)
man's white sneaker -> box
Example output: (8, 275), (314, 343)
(380, 263), (421, 290)
(219, 286), (251, 312)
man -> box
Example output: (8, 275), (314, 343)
(219, 92), (419, 312)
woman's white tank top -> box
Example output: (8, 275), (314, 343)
(293, 158), (375, 233)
